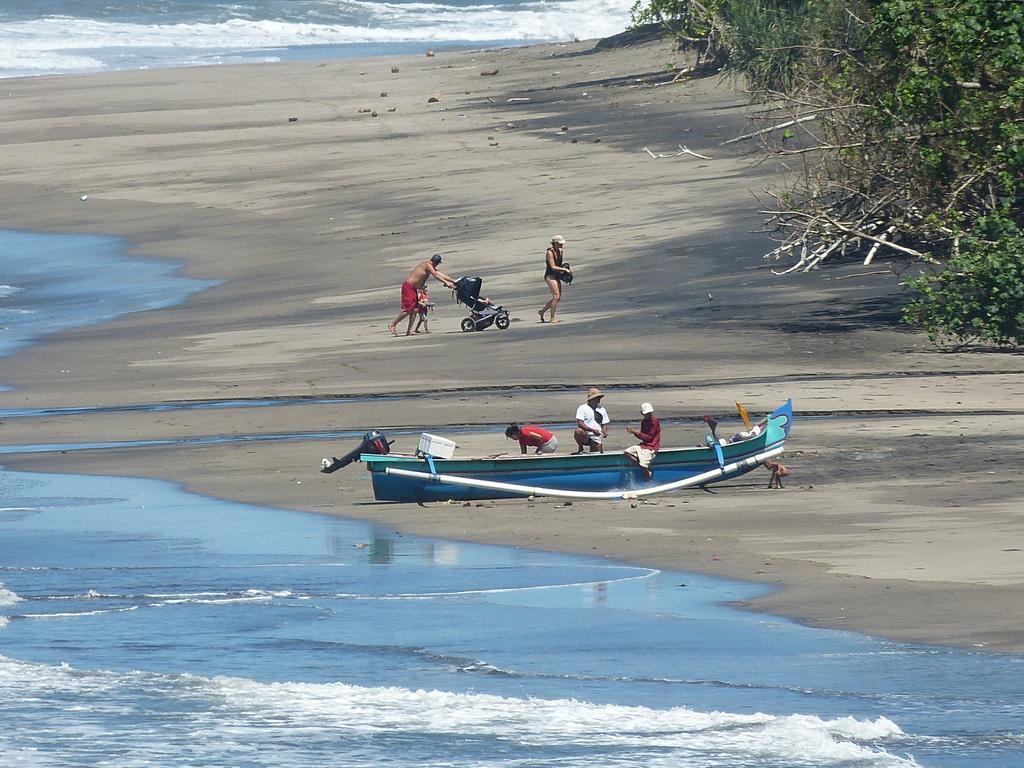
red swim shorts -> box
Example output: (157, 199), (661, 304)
(401, 281), (418, 312)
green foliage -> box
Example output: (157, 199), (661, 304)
(631, 0), (720, 36)
(858, 1), (1024, 344)
(721, 0), (809, 91)
(630, 1), (862, 91)
(903, 215), (1024, 347)
(847, 0), (1024, 213)
(630, 0), (732, 73)
(631, 0), (1024, 345)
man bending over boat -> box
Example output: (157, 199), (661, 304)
(505, 423), (558, 454)
(625, 402), (660, 480)
(389, 253), (455, 336)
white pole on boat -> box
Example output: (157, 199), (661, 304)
(383, 445), (785, 501)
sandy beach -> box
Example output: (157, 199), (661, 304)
(1, 37), (1022, 652)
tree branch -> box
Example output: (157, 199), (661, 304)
(720, 114), (818, 145)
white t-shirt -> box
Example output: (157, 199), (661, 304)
(575, 403), (610, 444)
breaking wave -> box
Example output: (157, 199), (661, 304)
(0, 0), (633, 78)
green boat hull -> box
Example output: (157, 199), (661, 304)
(361, 401), (793, 502)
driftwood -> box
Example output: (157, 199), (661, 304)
(751, 93), (1024, 274)
(862, 225), (895, 266)
(759, 185), (933, 275)
(642, 145), (712, 160)
(833, 269), (893, 281)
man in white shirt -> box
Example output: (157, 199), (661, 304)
(572, 387), (610, 454)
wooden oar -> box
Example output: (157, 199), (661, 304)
(735, 401), (752, 430)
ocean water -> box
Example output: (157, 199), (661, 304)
(1, 467), (1023, 768)
(0, 0), (633, 79)
(0, 228), (217, 389)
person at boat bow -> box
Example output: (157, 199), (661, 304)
(625, 402), (661, 480)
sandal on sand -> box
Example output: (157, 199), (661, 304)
(538, 310), (546, 323)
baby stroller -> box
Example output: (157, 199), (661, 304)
(452, 276), (510, 332)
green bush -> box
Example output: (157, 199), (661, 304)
(722, 1), (808, 91)
(903, 215), (1024, 347)
(630, 1), (860, 91)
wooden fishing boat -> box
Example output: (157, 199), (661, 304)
(358, 400), (793, 503)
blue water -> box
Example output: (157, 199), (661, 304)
(0, 0), (633, 79)
(0, 229), (217, 391)
(1, 467), (1022, 767)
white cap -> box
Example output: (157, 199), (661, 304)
(640, 402), (654, 415)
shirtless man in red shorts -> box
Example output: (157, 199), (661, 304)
(388, 254), (455, 336)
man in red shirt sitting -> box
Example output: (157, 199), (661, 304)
(505, 423), (559, 454)
(625, 402), (661, 479)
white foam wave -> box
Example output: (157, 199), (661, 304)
(40, 588), (293, 604)
(0, 285), (24, 298)
(0, 566), (50, 573)
(0, 653), (921, 767)
(156, 589), (292, 606)
(212, 676), (916, 763)
(22, 606), (139, 618)
(0, 48), (104, 75)
(1, 11), (625, 49)
(160, 594), (273, 605)
(0, 0), (631, 77)
(0, 585), (23, 608)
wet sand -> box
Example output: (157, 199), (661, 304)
(1, 38), (1022, 651)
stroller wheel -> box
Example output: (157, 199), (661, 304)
(495, 313), (510, 330)
(460, 317), (476, 333)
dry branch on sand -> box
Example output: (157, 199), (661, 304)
(642, 145), (712, 160)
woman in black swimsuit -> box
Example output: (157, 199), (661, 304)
(538, 235), (572, 323)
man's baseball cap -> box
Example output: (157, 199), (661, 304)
(430, 253), (442, 265)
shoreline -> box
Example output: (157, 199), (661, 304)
(4, 388), (1023, 652)
(1, 38), (1022, 653)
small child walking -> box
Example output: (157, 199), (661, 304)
(414, 287), (433, 333)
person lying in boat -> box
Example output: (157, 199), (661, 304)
(728, 419), (767, 443)
(624, 402), (661, 480)
(505, 423), (558, 455)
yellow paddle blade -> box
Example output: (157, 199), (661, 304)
(735, 401), (752, 430)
